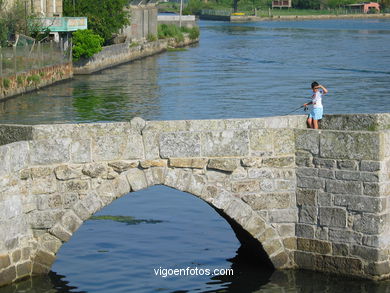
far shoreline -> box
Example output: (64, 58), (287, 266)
(200, 13), (390, 22)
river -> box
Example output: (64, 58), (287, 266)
(1, 18), (390, 293)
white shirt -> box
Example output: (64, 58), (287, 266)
(312, 90), (323, 108)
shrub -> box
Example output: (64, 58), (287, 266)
(17, 75), (25, 85)
(2, 78), (10, 89)
(72, 29), (104, 61)
(147, 33), (157, 42)
(158, 24), (184, 42)
(181, 26), (200, 40)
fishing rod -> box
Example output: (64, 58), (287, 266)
(284, 104), (308, 116)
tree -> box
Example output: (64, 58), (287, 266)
(72, 29), (104, 60)
(63, 0), (130, 44)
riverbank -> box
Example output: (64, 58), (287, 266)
(73, 35), (199, 75)
(200, 13), (390, 22)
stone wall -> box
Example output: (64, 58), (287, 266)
(73, 36), (199, 75)
(0, 62), (73, 101)
(0, 113), (390, 286)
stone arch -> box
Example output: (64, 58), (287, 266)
(28, 162), (292, 276)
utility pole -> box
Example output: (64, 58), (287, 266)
(179, 0), (183, 27)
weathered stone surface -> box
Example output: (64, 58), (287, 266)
(29, 139), (71, 165)
(130, 117), (146, 133)
(313, 158), (336, 169)
(269, 209), (298, 223)
(249, 129), (274, 154)
(295, 129), (319, 154)
(202, 130), (249, 157)
(319, 207), (347, 228)
(297, 176), (324, 189)
(332, 243), (349, 256)
(325, 180), (362, 195)
(8, 142), (29, 172)
(34, 250), (56, 267)
(242, 193), (291, 210)
(353, 214), (385, 234)
(71, 139), (91, 163)
(334, 195), (384, 213)
(126, 168), (148, 191)
(140, 159), (167, 168)
(295, 151), (313, 167)
(92, 133), (144, 161)
(299, 206), (317, 224)
(16, 261), (32, 278)
(320, 131), (381, 160)
(241, 157), (262, 168)
(296, 224), (315, 238)
(160, 132), (201, 158)
(297, 238), (332, 254)
(54, 165), (82, 180)
(0, 265), (16, 286)
(337, 160), (358, 170)
(263, 157), (294, 168)
(360, 160), (381, 172)
(82, 163), (106, 178)
(335, 170), (361, 181)
(168, 158), (208, 169)
(248, 168), (273, 179)
(108, 160), (139, 173)
(49, 224), (72, 242)
(296, 188), (317, 206)
(207, 158), (239, 172)
(328, 229), (362, 245)
(0, 255), (11, 270)
(231, 180), (259, 193)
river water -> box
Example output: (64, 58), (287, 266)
(1, 19), (390, 293)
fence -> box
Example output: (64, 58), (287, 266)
(0, 41), (71, 78)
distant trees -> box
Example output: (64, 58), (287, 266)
(63, 0), (130, 44)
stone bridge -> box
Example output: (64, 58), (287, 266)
(0, 113), (390, 286)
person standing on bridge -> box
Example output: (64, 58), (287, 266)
(304, 81), (328, 129)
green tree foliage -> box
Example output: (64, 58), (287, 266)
(72, 29), (104, 61)
(63, 0), (130, 44)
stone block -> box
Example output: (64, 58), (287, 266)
(363, 183), (380, 196)
(49, 223), (72, 242)
(231, 180), (259, 193)
(54, 165), (82, 180)
(296, 168), (318, 177)
(140, 159), (167, 168)
(160, 132), (201, 158)
(241, 157), (262, 168)
(325, 180), (362, 195)
(332, 243), (349, 256)
(319, 207), (347, 228)
(297, 238), (332, 254)
(70, 139), (91, 163)
(61, 211), (83, 234)
(81, 192), (103, 215)
(269, 209), (298, 223)
(295, 129), (319, 154)
(361, 160), (381, 172)
(12, 250), (21, 263)
(187, 119), (226, 132)
(337, 160), (358, 170)
(320, 131), (381, 160)
(30, 166), (53, 178)
(296, 188), (317, 206)
(294, 251), (315, 269)
(8, 141), (29, 172)
(365, 261), (390, 276)
(72, 202), (91, 221)
(0, 255), (11, 270)
(249, 129), (274, 154)
(351, 245), (382, 262)
(29, 139), (71, 165)
(273, 129), (295, 155)
(187, 174), (206, 196)
(37, 194), (62, 210)
(335, 170), (361, 181)
(60, 180), (89, 192)
(334, 195), (384, 213)
(242, 214), (266, 236)
(328, 229), (362, 245)
(296, 224), (315, 238)
(202, 130), (249, 157)
(224, 199), (252, 224)
(318, 169), (335, 179)
(34, 250), (56, 267)
(168, 158), (208, 169)
(283, 237), (297, 250)
(108, 160), (139, 173)
(231, 167), (247, 180)
(207, 158), (239, 172)
(142, 130), (160, 160)
(270, 251), (289, 269)
(313, 158), (336, 169)
(130, 117), (146, 133)
(248, 168), (273, 179)
(360, 172), (379, 182)
(125, 168), (148, 191)
(299, 206), (317, 224)
(297, 176), (325, 189)
(0, 265), (16, 286)
(29, 210), (64, 229)
(92, 133), (144, 161)
(262, 156), (294, 168)
(353, 214), (385, 234)
(295, 151), (313, 167)
(16, 261), (32, 278)
(316, 255), (363, 276)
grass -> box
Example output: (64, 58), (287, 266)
(167, 47), (188, 52)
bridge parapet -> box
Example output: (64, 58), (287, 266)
(0, 113), (389, 286)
